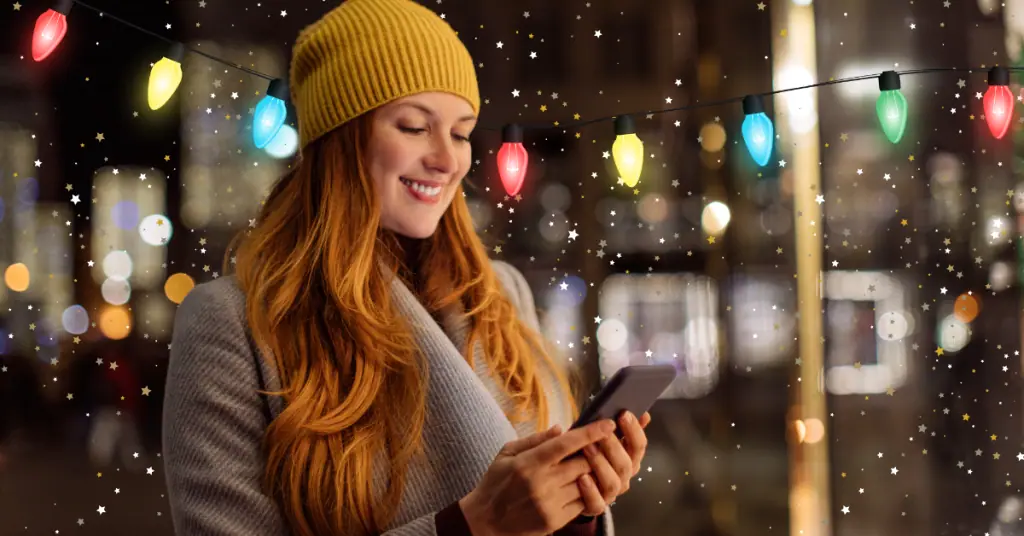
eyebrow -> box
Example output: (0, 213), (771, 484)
(399, 102), (477, 123)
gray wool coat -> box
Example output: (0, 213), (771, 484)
(162, 260), (614, 535)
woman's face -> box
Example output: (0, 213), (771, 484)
(368, 92), (477, 239)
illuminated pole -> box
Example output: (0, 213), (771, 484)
(1008, 0), (1024, 376)
(770, 1), (833, 535)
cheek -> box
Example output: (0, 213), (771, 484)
(451, 151), (472, 188)
(368, 142), (413, 189)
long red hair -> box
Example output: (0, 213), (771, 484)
(223, 112), (580, 536)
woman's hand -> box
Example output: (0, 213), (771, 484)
(459, 420), (618, 536)
(577, 411), (651, 516)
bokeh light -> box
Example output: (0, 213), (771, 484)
(990, 261), (1013, 291)
(540, 183), (572, 213)
(553, 276), (587, 307)
(101, 277), (132, 305)
(164, 272), (196, 304)
(876, 310), (910, 341)
(111, 200), (140, 230)
(98, 306), (132, 340)
(16, 177), (38, 206)
(798, 418), (825, 444)
(61, 305), (90, 335)
(538, 212), (569, 242)
(953, 293), (980, 323)
(698, 122), (727, 152)
(638, 193), (668, 223)
(701, 201), (732, 235)
(938, 313), (972, 353)
(139, 214), (174, 246)
(596, 318), (629, 352)
(103, 250), (133, 280)
(264, 124), (298, 159)
(778, 65), (818, 133)
(793, 419), (806, 443)
(4, 263), (30, 292)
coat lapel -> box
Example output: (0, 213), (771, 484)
(401, 267), (558, 441)
(380, 266), (521, 516)
(247, 264), (582, 530)
(386, 267), (518, 439)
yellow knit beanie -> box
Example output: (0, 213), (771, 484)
(289, 0), (481, 150)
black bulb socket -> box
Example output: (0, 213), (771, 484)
(54, 0), (73, 15)
(267, 78), (289, 100)
(742, 95), (765, 115)
(502, 124), (523, 143)
(878, 71), (901, 92)
(989, 66), (1010, 86)
(167, 42), (186, 63)
(614, 115), (636, 136)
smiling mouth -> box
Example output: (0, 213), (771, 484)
(400, 177), (443, 202)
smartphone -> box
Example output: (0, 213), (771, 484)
(570, 364), (677, 437)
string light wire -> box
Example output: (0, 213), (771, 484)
(52, 2), (1024, 131)
(70, 0), (274, 81)
(28, 0), (1024, 192)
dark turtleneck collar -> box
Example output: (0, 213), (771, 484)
(393, 234), (427, 291)
(396, 234), (424, 268)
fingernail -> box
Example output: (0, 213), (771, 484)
(625, 412), (635, 423)
(602, 420), (616, 433)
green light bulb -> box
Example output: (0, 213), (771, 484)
(875, 71), (908, 144)
(876, 90), (908, 144)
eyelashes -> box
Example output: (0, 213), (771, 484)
(398, 126), (471, 143)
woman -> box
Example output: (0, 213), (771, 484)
(162, 1), (651, 535)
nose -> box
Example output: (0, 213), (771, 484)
(424, 133), (458, 176)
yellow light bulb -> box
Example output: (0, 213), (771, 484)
(148, 56), (183, 110)
(612, 133), (644, 188)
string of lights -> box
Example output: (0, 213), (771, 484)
(26, 0), (1024, 196)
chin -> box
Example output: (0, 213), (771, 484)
(394, 221), (440, 239)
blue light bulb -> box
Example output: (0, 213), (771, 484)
(742, 113), (774, 166)
(253, 96), (286, 149)
(253, 78), (288, 149)
(740, 95), (774, 167)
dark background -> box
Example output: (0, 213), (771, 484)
(2, 0), (1023, 535)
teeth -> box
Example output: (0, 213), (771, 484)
(401, 178), (441, 197)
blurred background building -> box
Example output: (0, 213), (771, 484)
(1, 0), (1023, 534)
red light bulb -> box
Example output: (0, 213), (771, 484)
(984, 67), (1014, 140)
(32, 0), (73, 62)
(497, 124), (528, 197)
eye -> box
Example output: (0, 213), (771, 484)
(399, 126), (426, 134)
(453, 134), (471, 143)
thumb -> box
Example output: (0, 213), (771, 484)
(501, 425), (562, 456)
